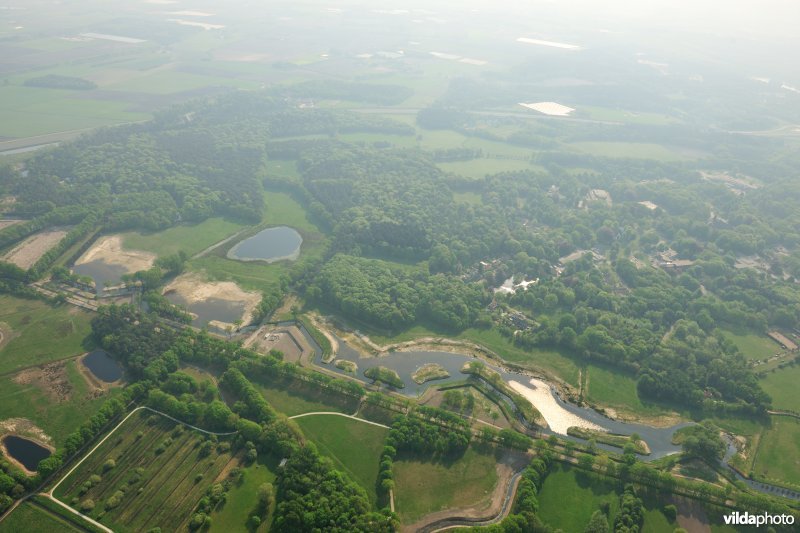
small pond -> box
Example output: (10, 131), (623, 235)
(83, 349), (123, 382)
(164, 293), (245, 329)
(226, 226), (302, 263)
(2, 435), (51, 471)
(72, 260), (129, 295)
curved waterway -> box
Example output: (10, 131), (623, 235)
(302, 330), (687, 458)
(2, 435), (51, 471)
(227, 226), (302, 263)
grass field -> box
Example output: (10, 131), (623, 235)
(0, 501), (85, 533)
(0, 295), (94, 374)
(569, 141), (699, 161)
(0, 86), (148, 138)
(393, 446), (499, 523)
(54, 409), (239, 532)
(0, 360), (121, 445)
(437, 158), (539, 180)
(752, 416), (800, 487)
(719, 329), (780, 361)
(294, 414), (388, 506)
(760, 364), (800, 412)
(538, 463), (676, 532)
(257, 380), (357, 416)
(121, 218), (245, 258)
(210, 457), (277, 533)
(584, 364), (671, 418)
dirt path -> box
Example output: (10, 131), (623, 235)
(191, 228), (249, 259)
(402, 451), (530, 533)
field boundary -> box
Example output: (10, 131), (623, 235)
(43, 406), (238, 533)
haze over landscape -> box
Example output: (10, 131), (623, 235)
(0, 1), (799, 532)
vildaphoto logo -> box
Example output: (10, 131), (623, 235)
(723, 511), (795, 527)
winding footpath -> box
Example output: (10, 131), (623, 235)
(287, 411), (390, 429)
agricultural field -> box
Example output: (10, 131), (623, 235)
(0, 501), (85, 533)
(0, 359), (120, 446)
(294, 414), (388, 506)
(569, 141), (703, 161)
(759, 364), (800, 411)
(53, 409), (239, 532)
(720, 329), (781, 361)
(752, 416), (800, 487)
(0, 295), (94, 374)
(2, 229), (67, 269)
(393, 446), (499, 523)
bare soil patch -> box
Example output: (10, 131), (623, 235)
(243, 324), (311, 363)
(402, 449), (530, 532)
(74, 234), (156, 272)
(12, 360), (78, 403)
(163, 272), (261, 327)
(3, 228), (68, 269)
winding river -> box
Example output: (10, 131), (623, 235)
(288, 323), (688, 459)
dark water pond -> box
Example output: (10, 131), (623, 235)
(83, 349), (123, 382)
(165, 293), (245, 329)
(2, 435), (51, 471)
(227, 226), (302, 263)
(72, 260), (129, 295)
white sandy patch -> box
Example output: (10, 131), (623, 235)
(163, 273), (261, 325)
(751, 77), (771, 84)
(519, 101), (575, 116)
(782, 84), (800, 94)
(509, 378), (605, 435)
(4, 229), (67, 269)
(167, 19), (225, 30)
(166, 10), (215, 17)
(517, 37), (581, 50)
(80, 32), (146, 43)
(430, 51), (460, 60)
(75, 235), (156, 272)
(459, 58), (488, 65)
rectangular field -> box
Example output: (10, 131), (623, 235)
(752, 416), (800, 487)
(2, 229), (67, 269)
(759, 364), (800, 412)
(0, 500), (86, 532)
(720, 329), (780, 361)
(53, 409), (239, 532)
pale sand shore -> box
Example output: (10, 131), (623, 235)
(509, 378), (604, 434)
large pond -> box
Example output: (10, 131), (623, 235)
(227, 226), (302, 263)
(2, 435), (51, 471)
(83, 349), (123, 382)
(307, 331), (688, 458)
